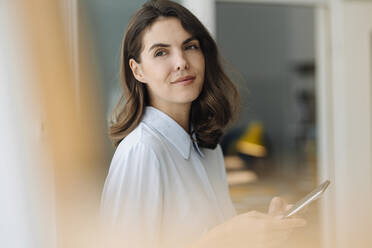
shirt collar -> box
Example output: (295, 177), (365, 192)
(141, 106), (204, 160)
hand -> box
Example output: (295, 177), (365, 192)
(268, 196), (293, 217)
(268, 196), (309, 218)
(193, 208), (306, 248)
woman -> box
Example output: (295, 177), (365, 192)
(101, 1), (306, 248)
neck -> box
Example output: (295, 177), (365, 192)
(150, 102), (191, 133)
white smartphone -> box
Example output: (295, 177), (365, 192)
(283, 180), (330, 218)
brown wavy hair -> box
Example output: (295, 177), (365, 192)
(110, 0), (239, 149)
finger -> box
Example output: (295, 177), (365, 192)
(275, 214), (284, 220)
(268, 197), (285, 215)
(243, 210), (270, 219)
(285, 204), (293, 212)
(267, 218), (307, 231)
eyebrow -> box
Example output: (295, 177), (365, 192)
(148, 37), (198, 52)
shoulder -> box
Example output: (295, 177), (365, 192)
(202, 144), (227, 175)
(111, 122), (164, 168)
(215, 144), (226, 169)
(203, 143), (224, 161)
(215, 144), (224, 161)
(103, 123), (165, 196)
(101, 124), (165, 226)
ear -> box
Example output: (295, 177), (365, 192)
(129, 58), (146, 83)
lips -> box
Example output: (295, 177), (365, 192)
(172, 75), (196, 84)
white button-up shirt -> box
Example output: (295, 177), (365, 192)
(101, 106), (236, 248)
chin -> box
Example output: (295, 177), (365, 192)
(176, 91), (201, 104)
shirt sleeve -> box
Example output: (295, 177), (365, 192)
(100, 141), (163, 248)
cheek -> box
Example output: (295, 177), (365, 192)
(197, 56), (205, 83)
(196, 54), (205, 75)
(143, 61), (172, 83)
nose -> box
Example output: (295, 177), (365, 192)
(174, 51), (189, 71)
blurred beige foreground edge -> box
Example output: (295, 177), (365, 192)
(1, 0), (108, 247)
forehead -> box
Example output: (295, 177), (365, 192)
(141, 17), (193, 48)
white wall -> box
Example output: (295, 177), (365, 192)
(182, 0), (216, 37)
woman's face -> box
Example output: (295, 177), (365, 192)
(129, 17), (205, 109)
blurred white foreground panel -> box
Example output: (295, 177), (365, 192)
(0, 2), (55, 248)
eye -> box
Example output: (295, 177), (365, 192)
(154, 49), (167, 57)
(185, 44), (199, 50)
